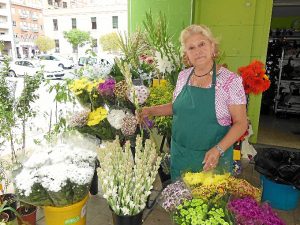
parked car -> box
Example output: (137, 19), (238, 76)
(37, 54), (74, 69)
(9, 60), (65, 79)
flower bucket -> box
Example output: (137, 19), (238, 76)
(1, 194), (17, 221)
(111, 210), (143, 225)
(43, 195), (89, 225)
(17, 205), (37, 225)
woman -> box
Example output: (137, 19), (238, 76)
(141, 25), (248, 180)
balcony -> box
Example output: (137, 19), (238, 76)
(20, 26), (29, 31)
(0, 21), (8, 29)
(31, 14), (38, 20)
(31, 27), (38, 32)
(0, 34), (12, 41)
(0, 8), (8, 16)
(19, 13), (28, 19)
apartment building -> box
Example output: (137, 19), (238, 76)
(43, 0), (127, 58)
(11, 0), (44, 58)
(0, 0), (16, 58)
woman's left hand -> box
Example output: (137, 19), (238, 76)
(202, 147), (221, 171)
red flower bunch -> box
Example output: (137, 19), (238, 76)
(238, 60), (270, 94)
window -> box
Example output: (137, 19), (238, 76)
(63, 2), (67, 8)
(73, 45), (78, 53)
(53, 19), (58, 31)
(112, 16), (118, 29)
(71, 18), (76, 29)
(55, 40), (60, 53)
(13, 21), (16, 26)
(92, 39), (98, 53)
(40, 25), (43, 30)
(91, 17), (97, 30)
(48, 0), (53, 5)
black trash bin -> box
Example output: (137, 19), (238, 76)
(254, 148), (300, 210)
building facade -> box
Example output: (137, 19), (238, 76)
(0, 0), (16, 58)
(43, 0), (127, 58)
(11, 0), (44, 58)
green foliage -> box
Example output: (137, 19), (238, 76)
(34, 36), (55, 52)
(63, 29), (91, 47)
(116, 30), (149, 69)
(143, 11), (182, 85)
(174, 199), (233, 225)
(99, 32), (120, 52)
(146, 82), (174, 138)
(0, 41), (4, 54)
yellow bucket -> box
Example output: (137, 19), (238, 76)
(44, 195), (89, 225)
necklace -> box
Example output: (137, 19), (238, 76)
(193, 64), (214, 77)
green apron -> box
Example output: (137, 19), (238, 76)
(171, 63), (233, 180)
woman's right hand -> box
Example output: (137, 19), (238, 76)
(138, 107), (153, 122)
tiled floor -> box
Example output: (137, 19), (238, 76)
(33, 158), (300, 225)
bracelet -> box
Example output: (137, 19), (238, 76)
(215, 144), (225, 157)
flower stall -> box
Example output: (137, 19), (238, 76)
(14, 134), (98, 225)
(159, 171), (286, 225)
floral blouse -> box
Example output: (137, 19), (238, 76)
(173, 67), (247, 126)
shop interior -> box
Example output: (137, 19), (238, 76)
(257, 0), (300, 149)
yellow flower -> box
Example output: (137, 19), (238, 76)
(87, 107), (108, 126)
(69, 77), (89, 95)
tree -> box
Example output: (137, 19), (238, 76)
(0, 41), (4, 55)
(34, 36), (55, 53)
(63, 29), (91, 50)
(99, 32), (120, 52)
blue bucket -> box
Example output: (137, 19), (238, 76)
(261, 175), (300, 210)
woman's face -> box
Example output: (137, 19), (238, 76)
(184, 33), (215, 67)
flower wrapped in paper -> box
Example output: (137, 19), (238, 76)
(14, 134), (97, 207)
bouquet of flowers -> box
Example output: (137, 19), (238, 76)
(228, 197), (285, 225)
(238, 60), (271, 94)
(14, 134), (97, 207)
(173, 198), (234, 225)
(97, 135), (161, 216)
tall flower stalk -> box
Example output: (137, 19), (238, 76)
(97, 136), (161, 216)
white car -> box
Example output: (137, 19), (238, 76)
(9, 60), (65, 79)
(37, 54), (74, 69)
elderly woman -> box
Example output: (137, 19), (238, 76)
(141, 24), (248, 180)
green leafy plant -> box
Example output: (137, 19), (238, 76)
(146, 82), (174, 138)
(0, 57), (43, 162)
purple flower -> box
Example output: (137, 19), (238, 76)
(228, 197), (286, 225)
(98, 78), (116, 96)
(143, 117), (154, 129)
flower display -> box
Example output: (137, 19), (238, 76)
(14, 140), (97, 207)
(238, 60), (271, 94)
(228, 197), (285, 225)
(173, 199), (233, 225)
(106, 109), (126, 130)
(127, 85), (150, 105)
(183, 172), (261, 202)
(97, 78), (116, 96)
(97, 136), (161, 216)
(68, 110), (90, 128)
(87, 107), (108, 126)
(160, 181), (192, 212)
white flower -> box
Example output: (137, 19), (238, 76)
(107, 109), (126, 130)
(154, 51), (173, 75)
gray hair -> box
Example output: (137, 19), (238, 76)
(180, 24), (219, 58)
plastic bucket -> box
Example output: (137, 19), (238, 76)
(261, 175), (300, 210)
(44, 195), (89, 225)
(111, 210), (143, 225)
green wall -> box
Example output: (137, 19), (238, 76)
(128, 0), (273, 143)
(193, 0), (273, 143)
(271, 16), (300, 29)
(128, 0), (192, 43)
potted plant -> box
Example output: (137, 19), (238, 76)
(97, 135), (161, 225)
(17, 203), (37, 225)
(14, 134), (97, 225)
